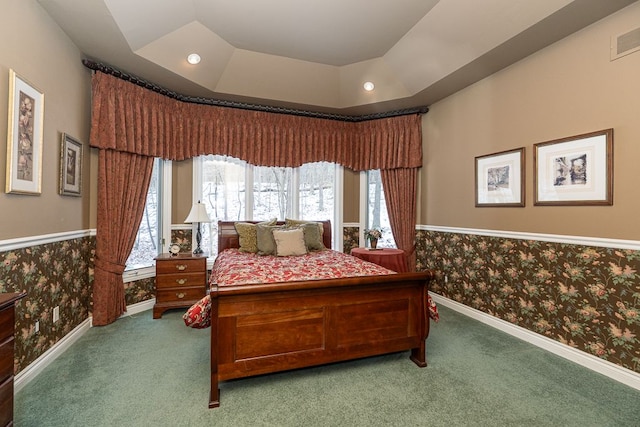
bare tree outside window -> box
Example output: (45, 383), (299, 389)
(253, 165), (292, 220)
(300, 162), (334, 221)
(126, 159), (161, 270)
(200, 156), (336, 255)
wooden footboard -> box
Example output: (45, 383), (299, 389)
(209, 271), (433, 408)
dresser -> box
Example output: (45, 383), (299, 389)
(0, 292), (26, 427)
(153, 253), (207, 319)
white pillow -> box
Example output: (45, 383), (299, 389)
(273, 228), (307, 256)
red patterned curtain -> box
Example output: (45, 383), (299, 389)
(380, 168), (419, 272)
(93, 149), (154, 325)
(90, 71), (424, 324)
(90, 72), (422, 170)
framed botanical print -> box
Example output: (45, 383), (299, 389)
(6, 69), (44, 195)
(59, 133), (83, 196)
(475, 148), (525, 207)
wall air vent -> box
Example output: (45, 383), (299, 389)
(611, 26), (640, 61)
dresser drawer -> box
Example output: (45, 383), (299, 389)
(156, 258), (205, 274)
(0, 336), (13, 382)
(0, 309), (14, 343)
(156, 272), (204, 289)
(0, 375), (13, 427)
(156, 286), (205, 304)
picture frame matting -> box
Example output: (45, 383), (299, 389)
(5, 69), (44, 195)
(475, 147), (525, 207)
(534, 129), (613, 206)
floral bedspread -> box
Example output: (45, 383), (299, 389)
(211, 248), (396, 286)
(207, 248), (439, 323)
(186, 250), (439, 328)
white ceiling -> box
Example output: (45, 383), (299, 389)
(37, 0), (636, 116)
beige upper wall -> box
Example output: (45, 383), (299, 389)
(420, 2), (640, 241)
(5, 1), (639, 242)
(0, 0), (92, 240)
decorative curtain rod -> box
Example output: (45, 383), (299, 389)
(82, 59), (428, 122)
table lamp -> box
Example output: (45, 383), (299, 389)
(184, 201), (211, 254)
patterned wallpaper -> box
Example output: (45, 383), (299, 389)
(3, 226), (638, 377)
(415, 230), (640, 374)
(343, 226), (359, 254)
(0, 237), (94, 373)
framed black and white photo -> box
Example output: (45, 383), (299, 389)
(534, 129), (613, 206)
(475, 148), (525, 207)
(5, 69), (44, 195)
(59, 133), (83, 196)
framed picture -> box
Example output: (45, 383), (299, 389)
(5, 69), (44, 195)
(59, 133), (83, 196)
(475, 148), (525, 207)
(534, 129), (613, 206)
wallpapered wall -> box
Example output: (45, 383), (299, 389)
(343, 226), (359, 254)
(0, 237), (93, 373)
(415, 230), (640, 375)
(0, 229), (191, 375)
(124, 228), (192, 306)
(4, 226), (638, 377)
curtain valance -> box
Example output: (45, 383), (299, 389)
(90, 72), (422, 171)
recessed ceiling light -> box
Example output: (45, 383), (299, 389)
(363, 81), (375, 91)
(187, 53), (201, 65)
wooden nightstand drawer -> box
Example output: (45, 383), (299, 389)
(156, 286), (205, 304)
(156, 258), (205, 274)
(156, 272), (204, 289)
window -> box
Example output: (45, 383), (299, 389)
(125, 159), (165, 273)
(363, 170), (396, 248)
(198, 155), (339, 254)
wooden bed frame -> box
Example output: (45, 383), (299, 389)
(209, 220), (434, 408)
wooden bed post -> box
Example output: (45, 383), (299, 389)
(410, 279), (431, 367)
(209, 288), (220, 408)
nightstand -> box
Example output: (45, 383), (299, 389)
(350, 248), (408, 273)
(153, 253), (207, 319)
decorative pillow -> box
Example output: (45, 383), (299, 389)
(273, 228), (307, 256)
(297, 223), (325, 251)
(284, 218), (325, 248)
(235, 218), (277, 253)
(183, 294), (211, 329)
(256, 224), (283, 255)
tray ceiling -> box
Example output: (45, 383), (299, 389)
(38, 0), (636, 115)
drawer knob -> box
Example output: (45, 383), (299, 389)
(176, 292), (186, 299)
(176, 278), (187, 285)
(176, 264), (187, 271)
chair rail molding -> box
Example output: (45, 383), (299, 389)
(0, 229), (96, 252)
(417, 225), (640, 251)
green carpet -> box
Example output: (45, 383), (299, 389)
(15, 305), (640, 426)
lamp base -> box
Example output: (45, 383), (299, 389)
(193, 222), (204, 255)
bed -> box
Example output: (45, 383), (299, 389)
(207, 220), (435, 408)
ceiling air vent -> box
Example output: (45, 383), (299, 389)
(611, 26), (640, 61)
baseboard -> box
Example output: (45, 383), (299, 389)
(122, 299), (155, 317)
(14, 299), (155, 394)
(14, 317), (92, 394)
(430, 293), (640, 391)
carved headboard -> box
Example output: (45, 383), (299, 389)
(217, 220), (332, 252)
